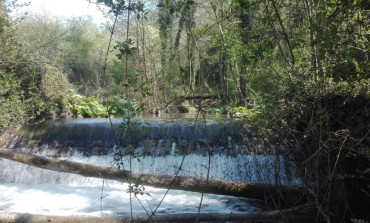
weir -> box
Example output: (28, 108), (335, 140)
(5, 118), (298, 184)
(0, 117), (300, 219)
(7, 118), (243, 156)
(0, 159), (267, 217)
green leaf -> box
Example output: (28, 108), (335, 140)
(186, 0), (195, 5)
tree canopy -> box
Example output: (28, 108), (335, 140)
(0, 0), (369, 222)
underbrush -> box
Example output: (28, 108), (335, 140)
(203, 105), (260, 118)
(69, 95), (142, 118)
(241, 82), (370, 222)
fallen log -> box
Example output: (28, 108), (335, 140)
(0, 149), (304, 204)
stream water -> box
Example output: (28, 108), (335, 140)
(0, 117), (299, 218)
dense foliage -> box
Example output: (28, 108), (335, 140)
(1, 2), (72, 131)
(0, 0), (369, 222)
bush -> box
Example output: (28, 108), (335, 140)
(104, 97), (142, 117)
(68, 95), (142, 118)
(241, 81), (370, 222)
(0, 71), (23, 130)
(69, 95), (108, 118)
(40, 65), (72, 118)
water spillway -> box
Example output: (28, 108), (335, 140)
(5, 118), (298, 184)
(0, 117), (299, 219)
(0, 159), (266, 218)
(7, 118), (243, 157)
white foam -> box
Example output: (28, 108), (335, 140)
(58, 152), (300, 184)
(0, 159), (264, 217)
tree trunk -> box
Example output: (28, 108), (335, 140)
(0, 149), (304, 205)
(211, 2), (230, 103)
(237, 1), (252, 103)
(158, 0), (173, 69)
(304, 0), (320, 83)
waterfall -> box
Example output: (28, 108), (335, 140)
(5, 118), (298, 184)
(0, 117), (299, 217)
(0, 159), (266, 217)
(7, 118), (245, 156)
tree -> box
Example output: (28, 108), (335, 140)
(15, 14), (109, 96)
(0, 4), (74, 132)
(62, 17), (108, 95)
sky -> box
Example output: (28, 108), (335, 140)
(13, 0), (106, 24)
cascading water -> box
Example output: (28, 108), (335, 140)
(0, 117), (299, 218)
(0, 159), (265, 217)
(7, 118), (243, 157)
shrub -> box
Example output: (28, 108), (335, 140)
(69, 95), (107, 118)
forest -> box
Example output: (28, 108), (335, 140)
(0, 0), (369, 222)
